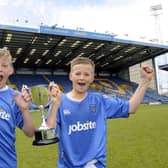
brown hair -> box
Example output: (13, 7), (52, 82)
(70, 56), (95, 71)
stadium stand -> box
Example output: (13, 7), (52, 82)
(9, 74), (168, 104)
(1, 23), (168, 103)
(0, 24), (168, 74)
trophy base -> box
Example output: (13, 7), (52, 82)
(32, 128), (59, 146)
(32, 137), (59, 146)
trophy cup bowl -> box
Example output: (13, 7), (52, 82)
(31, 85), (59, 146)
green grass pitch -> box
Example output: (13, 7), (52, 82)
(16, 104), (168, 168)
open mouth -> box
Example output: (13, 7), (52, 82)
(78, 82), (86, 87)
(0, 75), (4, 82)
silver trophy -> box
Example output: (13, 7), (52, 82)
(30, 85), (59, 146)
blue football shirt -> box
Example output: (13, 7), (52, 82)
(0, 87), (24, 168)
(56, 92), (129, 168)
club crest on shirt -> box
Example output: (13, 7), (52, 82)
(89, 104), (96, 113)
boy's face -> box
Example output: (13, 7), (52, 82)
(0, 56), (13, 89)
(69, 63), (94, 94)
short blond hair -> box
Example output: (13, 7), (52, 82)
(0, 48), (12, 63)
(70, 56), (95, 71)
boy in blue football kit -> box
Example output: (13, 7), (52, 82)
(47, 56), (154, 168)
(0, 48), (34, 168)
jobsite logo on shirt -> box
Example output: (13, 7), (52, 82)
(68, 121), (96, 135)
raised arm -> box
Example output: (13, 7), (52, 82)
(14, 86), (35, 137)
(129, 64), (154, 113)
(46, 82), (62, 128)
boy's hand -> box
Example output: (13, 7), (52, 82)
(48, 81), (62, 106)
(141, 64), (154, 82)
(14, 85), (32, 112)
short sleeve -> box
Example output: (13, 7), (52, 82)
(102, 95), (130, 119)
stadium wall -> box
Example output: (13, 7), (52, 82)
(129, 59), (157, 90)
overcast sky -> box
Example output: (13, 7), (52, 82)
(0, 0), (168, 42)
